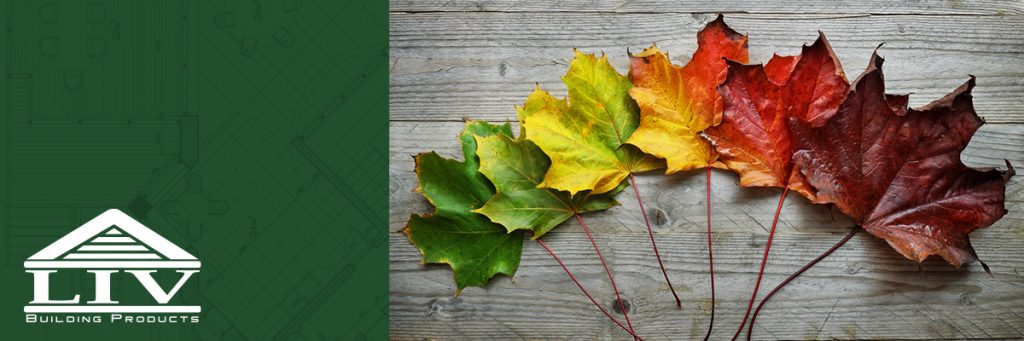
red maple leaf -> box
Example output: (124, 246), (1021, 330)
(706, 33), (852, 338)
(789, 52), (1014, 267)
(706, 32), (849, 200)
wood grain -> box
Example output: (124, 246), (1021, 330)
(391, 232), (1024, 340)
(392, 0), (1024, 15)
(390, 13), (1024, 123)
(389, 3), (1024, 340)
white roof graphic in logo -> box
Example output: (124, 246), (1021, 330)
(25, 209), (200, 269)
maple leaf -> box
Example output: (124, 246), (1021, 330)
(404, 121), (524, 292)
(519, 52), (662, 196)
(516, 83), (655, 329)
(473, 132), (625, 238)
(789, 52), (1014, 266)
(705, 33), (848, 200)
(625, 15), (749, 173)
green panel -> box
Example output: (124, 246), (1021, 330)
(1, 0), (388, 339)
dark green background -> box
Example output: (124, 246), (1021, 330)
(1, 0), (387, 339)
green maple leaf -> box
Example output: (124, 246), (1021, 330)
(472, 132), (624, 239)
(404, 121), (524, 292)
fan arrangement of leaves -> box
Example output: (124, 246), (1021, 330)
(403, 15), (1014, 340)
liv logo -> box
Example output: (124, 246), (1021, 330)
(24, 209), (201, 323)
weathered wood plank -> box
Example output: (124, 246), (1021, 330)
(392, 0), (1024, 15)
(390, 231), (1024, 340)
(388, 121), (1024, 340)
(389, 13), (1024, 123)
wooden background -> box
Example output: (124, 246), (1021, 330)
(388, 1), (1024, 339)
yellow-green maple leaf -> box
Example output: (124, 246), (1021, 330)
(472, 132), (625, 239)
(519, 51), (662, 196)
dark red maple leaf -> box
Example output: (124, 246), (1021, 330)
(789, 51), (1014, 267)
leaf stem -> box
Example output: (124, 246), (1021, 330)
(745, 226), (861, 340)
(733, 186), (790, 341)
(576, 213), (638, 340)
(534, 236), (645, 340)
(703, 167), (716, 341)
(629, 173), (681, 307)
